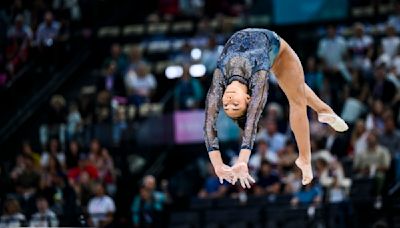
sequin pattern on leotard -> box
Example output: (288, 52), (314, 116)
(204, 28), (279, 152)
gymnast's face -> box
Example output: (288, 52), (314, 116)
(222, 83), (250, 119)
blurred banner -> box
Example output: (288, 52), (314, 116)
(136, 110), (240, 146)
(173, 109), (241, 144)
(174, 110), (205, 144)
(273, 0), (348, 25)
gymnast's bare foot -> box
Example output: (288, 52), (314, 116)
(295, 158), (313, 185)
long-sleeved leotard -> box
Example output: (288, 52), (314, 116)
(204, 28), (280, 152)
(204, 69), (269, 152)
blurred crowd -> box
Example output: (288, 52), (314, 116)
(0, 0), (400, 227)
(0, 0), (95, 86)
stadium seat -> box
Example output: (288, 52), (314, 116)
(148, 22), (170, 34)
(215, 197), (240, 208)
(169, 211), (200, 228)
(147, 40), (171, 53)
(190, 198), (213, 210)
(122, 24), (145, 36)
(171, 21), (194, 33)
(97, 26), (121, 38)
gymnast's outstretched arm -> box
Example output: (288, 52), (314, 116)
(204, 69), (233, 183)
(232, 70), (269, 188)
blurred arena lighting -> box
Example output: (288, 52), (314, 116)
(189, 64), (206, 77)
(165, 65), (183, 79)
(190, 48), (202, 60)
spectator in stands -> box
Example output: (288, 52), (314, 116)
(48, 95), (67, 126)
(391, 47), (400, 80)
(315, 154), (351, 228)
(127, 45), (146, 72)
(103, 43), (128, 75)
(278, 141), (298, 174)
(379, 116), (400, 157)
(12, 156), (40, 217)
(388, 1), (400, 32)
(7, 0), (31, 26)
(67, 102), (82, 140)
(66, 140), (81, 169)
(350, 119), (369, 156)
(371, 64), (397, 105)
(379, 24), (400, 60)
(365, 99), (385, 133)
(291, 182), (322, 207)
(317, 25), (351, 83)
(315, 154), (350, 203)
(88, 140), (115, 194)
(29, 196), (59, 227)
(94, 90), (112, 123)
(283, 167), (302, 194)
(0, 197), (26, 228)
(132, 176), (168, 228)
(304, 56), (324, 92)
(48, 173), (78, 224)
(256, 118), (286, 154)
(198, 163), (229, 198)
(42, 95), (67, 147)
(35, 11), (60, 48)
(97, 61), (125, 96)
(67, 153), (98, 183)
(87, 182), (116, 227)
(202, 36), (221, 75)
(78, 89), (95, 130)
(347, 22), (373, 73)
(112, 106), (128, 145)
(21, 140), (41, 168)
(173, 42), (192, 63)
(173, 64), (204, 110)
(341, 68), (368, 124)
(354, 131), (391, 195)
(125, 62), (157, 108)
(41, 138), (66, 169)
(253, 160), (281, 196)
(5, 14), (32, 75)
(249, 139), (278, 175)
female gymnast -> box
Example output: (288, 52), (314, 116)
(204, 28), (348, 188)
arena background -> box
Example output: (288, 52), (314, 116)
(0, 0), (400, 227)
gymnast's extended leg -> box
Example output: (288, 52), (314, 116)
(272, 40), (313, 185)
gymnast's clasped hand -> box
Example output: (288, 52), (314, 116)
(211, 149), (255, 189)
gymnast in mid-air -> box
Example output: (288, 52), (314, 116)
(204, 28), (348, 188)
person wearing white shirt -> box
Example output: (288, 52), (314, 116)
(40, 138), (66, 168)
(0, 198), (26, 228)
(318, 26), (351, 82)
(249, 139), (278, 176)
(88, 183), (116, 227)
(380, 24), (400, 59)
(347, 23), (373, 72)
(256, 119), (286, 154)
(29, 197), (59, 227)
(125, 62), (157, 107)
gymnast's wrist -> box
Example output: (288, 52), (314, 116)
(237, 149), (251, 163)
(209, 150), (223, 166)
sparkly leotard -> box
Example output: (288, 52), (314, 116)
(204, 28), (281, 152)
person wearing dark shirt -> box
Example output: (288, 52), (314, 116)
(254, 160), (280, 196)
(371, 64), (397, 104)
